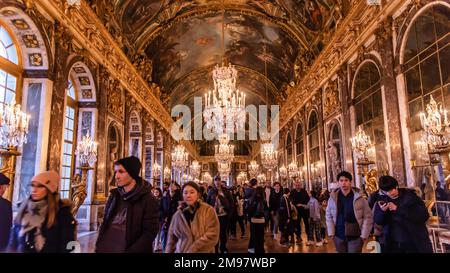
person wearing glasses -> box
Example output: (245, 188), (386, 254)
(7, 171), (75, 253)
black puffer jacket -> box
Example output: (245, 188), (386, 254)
(8, 200), (75, 253)
(97, 180), (159, 253)
(373, 188), (433, 253)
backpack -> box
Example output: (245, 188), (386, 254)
(290, 203), (298, 221)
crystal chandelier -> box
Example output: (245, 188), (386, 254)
(190, 160), (201, 179)
(218, 161), (231, 181)
(171, 145), (189, 170)
(215, 134), (235, 164)
(152, 160), (161, 177)
(248, 160), (259, 178)
(351, 126), (373, 161)
(204, 64), (246, 136)
(288, 161), (299, 179)
(237, 171), (247, 184)
(75, 133), (97, 167)
(202, 172), (212, 184)
(203, 1), (246, 136)
(279, 165), (288, 180)
(0, 99), (30, 149)
(257, 173), (266, 184)
(260, 142), (278, 171)
(419, 95), (449, 150)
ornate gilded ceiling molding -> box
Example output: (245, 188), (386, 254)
(279, 0), (407, 130)
(323, 79), (341, 120)
(33, 0), (199, 158)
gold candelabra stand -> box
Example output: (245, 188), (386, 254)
(70, 164), (92, 218)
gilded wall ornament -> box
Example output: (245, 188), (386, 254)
(323, 80), (341, 119)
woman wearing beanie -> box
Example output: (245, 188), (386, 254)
(165, 181), (220, 253)
(7, 171), (75, 253)
(96, 156), (159, 253)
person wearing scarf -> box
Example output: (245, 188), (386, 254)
(7, 171), (75, 253)
(165, 181), (220, 253)
(96, 156), (159, 253)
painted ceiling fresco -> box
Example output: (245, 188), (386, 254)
(146, 12), (298, 93)
(102, 0), (351, 105)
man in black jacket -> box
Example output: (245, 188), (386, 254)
(0, 173), (12, 251)
(207, 176), (234, 253)
(96, 156), (159, 253)
(290, 180), (310, 244)
(373, 176), (433, 253)
(269, 182), (283, 238)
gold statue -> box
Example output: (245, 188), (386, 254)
(364, 168), (378, 196)
(71, 173), (87, 218)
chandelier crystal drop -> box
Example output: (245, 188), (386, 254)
(0, 99), (30, 149)
(260, 142), (278, 171)
(214, 134), (235, 164)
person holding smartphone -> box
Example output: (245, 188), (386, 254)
(373, 176), (433, 253)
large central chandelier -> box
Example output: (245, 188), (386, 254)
(203, 1), (245, 136)
(171, 145), (188, 171)
(215, 134), (235, 164)
(260, 142), (278, 171)
(420, 95), (449, 150)
(248, 160), (259, 178)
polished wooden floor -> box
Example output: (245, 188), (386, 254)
(78, 224), (372, 253)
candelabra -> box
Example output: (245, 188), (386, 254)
(248, 160), (259, 178)
(279, 165), (288, 187)
(172, 145), (189, 183)
(419, 95), (450, 181)
(152, 160), (162, 187)
(0, 99), (30, 201)
(164, 166), (171, 182)
(71, 133), (97, 217)
(351, 126), (375, 193)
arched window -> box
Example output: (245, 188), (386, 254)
(308, 111), (320, 164)
(286, 132), (292, 163)
(129, 111), (142, 159)
(144, 124), (154, 182)
(295, 123), (304, 166)
(0, 22), (21, 107)
(404, 5), (450, 165)
(60, 78), (78, 199)
(353, 61), (388, 171)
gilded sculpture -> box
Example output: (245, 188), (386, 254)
(364, 168), (378, 196)
(70, 174), (87, 218)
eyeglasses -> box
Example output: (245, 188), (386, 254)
(29, 183), (46, 188)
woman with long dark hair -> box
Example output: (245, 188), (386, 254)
(8, 171), (75, 253)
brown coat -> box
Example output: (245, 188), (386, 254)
(165, 202), (219, 253)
